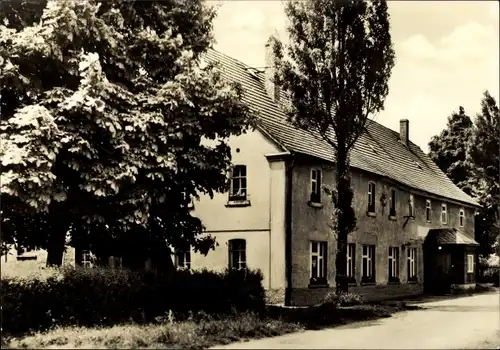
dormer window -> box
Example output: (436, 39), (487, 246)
(229, 165), (247, 201)
(414, 161), (422, 170)
(310, 169), (322, 204)
(368, 182), (376, 213)
(459, 208), (465, 227)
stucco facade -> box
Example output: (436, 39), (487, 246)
(189, 129), (287, 302)
(286, 155), (476, 305)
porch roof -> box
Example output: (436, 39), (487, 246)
(426, 228), (479, 246)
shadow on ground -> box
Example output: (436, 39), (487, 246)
(266, 303), (418, 331)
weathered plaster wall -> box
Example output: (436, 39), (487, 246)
(288, 156), (476, 305)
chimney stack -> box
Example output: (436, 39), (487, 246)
(400, 119), (409, 146)
(264, 36), (280, 103)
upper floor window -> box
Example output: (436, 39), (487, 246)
(441, 204), (447, 224)
(228, 239), (246, 270)
(310, 169), (322, 203)
(362, 245), (375, 283)
(347, 243), (356, 280)
(426, 199), (431, 222)
(311, 241), (327, 285)
(368, 182), (376, 213)
(408, 194), (415, 217)
(459, 209), (465, 227)
(175, 247), (191, 270)
(229, 165), (247, 201)
(389, 188), (396, 217)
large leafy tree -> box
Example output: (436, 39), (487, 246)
(272, 0), (395, 293)
(428, 106), (474, 195)
(468, 91), (499, 258)
(0, 0), (252, 266)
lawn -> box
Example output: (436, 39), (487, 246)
(1, 302), (414, 349)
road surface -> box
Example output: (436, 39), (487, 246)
(214, 292), (500, 349)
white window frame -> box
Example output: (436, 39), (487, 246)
(368, 182), (376, 213)
(459, 209), (465, 227)
(310, 169), (322, 203)
(310, 241), (327, 283)
(409, 194), (415, 217)
(82, 250), (94, 268)
(425, 199), (431, 222)
(441, 203), (448, 224)
(362, 245), (375, 281)
(407, 248), (417, 280)
(347, 243), (356, 279)
(467, 254), (475, 273)
(175, 248), (191, 270)
(388, 247), (399, 280)
(228, 239), (247, 270)
(229, 165), (247, 200)
(389, 188), (396, 217)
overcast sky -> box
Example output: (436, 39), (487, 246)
(212, 1), (499, 152)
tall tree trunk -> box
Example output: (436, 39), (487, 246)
(335, 146), (352, 295)
(46, 210), (68, 267)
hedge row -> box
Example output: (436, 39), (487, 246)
(479, 268), (500, 287)
(1, 267), (266, 335)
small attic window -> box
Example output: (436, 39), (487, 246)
(368, 144), (377, 154)
(414, 161), (422, 170)
(245, 67), (261, 79)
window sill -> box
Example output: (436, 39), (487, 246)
(348, 282), (358, 287)
(225, 200), (251, 207)
(407, 279), (419, 284)
(308, 283), (329, 289)
(388, 279), (400, 285)
(367, 212), (376, 217)
(389, 215), (396, 221)
(426, 220), (431, 223)
(308, 201), (323, 208)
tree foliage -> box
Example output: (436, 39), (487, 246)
(0, 0), (253, 266)
(272, 0), (395, 293)
(428, 106), (474, 195)
(468, 91), (500, 258)
(428, 92), (499, 258)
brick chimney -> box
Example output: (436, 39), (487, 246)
(264, 36), (280, 102)
(400, 119), (409, 146)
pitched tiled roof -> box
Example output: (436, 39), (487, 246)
(205, 49), (480, 208)
(426, 228), (479, 246)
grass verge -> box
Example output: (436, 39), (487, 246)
(2, 303), (413, 349)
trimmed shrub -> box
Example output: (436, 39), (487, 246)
(479, 268), (500, 287)
(322, 292), (363, 307)
(1, 267), (266, 336)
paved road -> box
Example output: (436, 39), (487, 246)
(215, 293), (500, 349)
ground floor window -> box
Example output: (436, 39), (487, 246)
(310, 241), (327, 285)
(467, 254), (475, 273)
(388, 247), (399, 282)
(407, 248), (417, 281)
(175, 248), (191, 270)
(82, 250), (94, 268)
(347, 243), (356, 281)
(228, 239), (247, 270)
(362, 245), (375, 283)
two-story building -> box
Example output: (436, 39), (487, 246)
(173, 42), (481, 306)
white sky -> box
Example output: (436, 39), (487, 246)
(212, 1), (499, 152)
